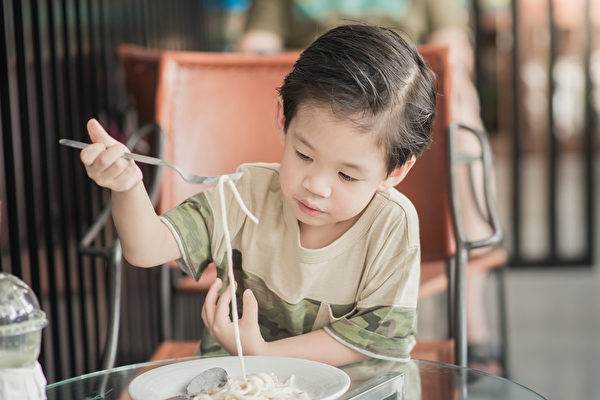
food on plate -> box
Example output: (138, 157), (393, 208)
(191, 372), (310, 399)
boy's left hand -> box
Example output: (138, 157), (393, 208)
(201, 278), (268, 356)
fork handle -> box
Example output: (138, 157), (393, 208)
(59, 138), (167, 168)
(122, 152), (166, 167)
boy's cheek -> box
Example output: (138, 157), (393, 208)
(278, 164), (295, 198)
(340, 188), (376, 213)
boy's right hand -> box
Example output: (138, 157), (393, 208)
(81, 119), (143, 192)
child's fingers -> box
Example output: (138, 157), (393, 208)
(241, 289), (258, 324)
(90, 144), (128, 174)
(102, 161), (142, 192)
(203, 278), (222, 330)
(98, 158), (131, 182)
(215, 286), (233, 326)
(87, 118), (119, 146)
(80, 143), (106, 166)
(201, 303), (211, 335)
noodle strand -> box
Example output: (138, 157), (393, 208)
(217, 175), (259, 382)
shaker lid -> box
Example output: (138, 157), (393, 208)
(0, 273), (47, 337)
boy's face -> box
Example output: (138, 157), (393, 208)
(278, 102), (414, 229)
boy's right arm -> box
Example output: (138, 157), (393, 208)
(81, 119), (181, 267)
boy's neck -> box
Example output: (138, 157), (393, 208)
(298, 213), (362, 249)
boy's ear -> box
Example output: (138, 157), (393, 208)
(276, 97), (286, 135)
(378, 156), (416, 191)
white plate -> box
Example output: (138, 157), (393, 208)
(128, 356), (351, 400)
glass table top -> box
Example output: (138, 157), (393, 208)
(45, 356), (547, 400)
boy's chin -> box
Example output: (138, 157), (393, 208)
(294, 208), (352, 228)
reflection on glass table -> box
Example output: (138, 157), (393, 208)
(45, 356), (547, 400)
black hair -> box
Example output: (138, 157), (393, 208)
(279, 24), (436, 173)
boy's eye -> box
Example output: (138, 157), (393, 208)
(339, 172), (358, 182)
(296, 150), (312, 161)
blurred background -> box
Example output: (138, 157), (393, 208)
(0, 0), (598, 398)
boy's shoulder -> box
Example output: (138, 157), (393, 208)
(372, 187), (420, 248)
(376, 187), (419, 221)
(237, 162), (280, 176)
(236, 162), (281, 189)
(234, 162), (283, 209)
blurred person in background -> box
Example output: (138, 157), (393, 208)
(221, 0), (251, 48)
(207, 0), (251, 49)
(238, 0), (502, 374)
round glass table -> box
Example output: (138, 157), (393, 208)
(46, 356), (546, 400)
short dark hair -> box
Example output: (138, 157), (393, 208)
(279, 24), (436, 173)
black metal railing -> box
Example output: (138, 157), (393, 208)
(472, 0), (597, 267)
(508, 0), (597, 267)
(0, 0), (218, 382)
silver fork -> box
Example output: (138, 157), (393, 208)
(59, 139), (243, 185)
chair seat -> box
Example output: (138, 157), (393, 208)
(420, 260), (448, 299)
(468, 247), (508, 272)
(175, 247), (507, 298)
(413, 340), (455, 363)
(150, 340), (199, 361)
(419, 247), (508, 299)
(149, 339), (454, 364)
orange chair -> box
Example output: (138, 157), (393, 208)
(105, 46), (504, 367)
(398, 47), (506, 368)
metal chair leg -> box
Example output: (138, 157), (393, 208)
(101, 241), (122, 371)
(496, 266), (510, 379)
(447, 256), (456, 339)
(160, 265), (173, 341)
(454, 248), (469, 368)
(98, 243), (122, 397)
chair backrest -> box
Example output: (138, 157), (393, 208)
(155, 52), (296, 210)
(117, 44), (162, 126)
(155, 47), (454, 262)
(397, 45), (454, 262)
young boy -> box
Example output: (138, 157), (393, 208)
(81, 24), (435, 366)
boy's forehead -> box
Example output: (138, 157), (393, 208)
(292, 104), (365, 138)
(293, 103), (383, 144)
(294, 102), (374, 131)
(290, 107), (388, 173)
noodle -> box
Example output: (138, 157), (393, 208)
(206, 177), (309, 400)
(217, 177), (254, 380)
(193, 373), (309, 400)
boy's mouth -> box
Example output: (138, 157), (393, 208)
(297, 199), (324, 216)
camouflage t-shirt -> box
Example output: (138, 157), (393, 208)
(160, 163), (421, 361)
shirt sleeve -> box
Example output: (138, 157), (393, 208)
(160, 192), (213, 280)
(324, 245), (421, 361)
(159, 166), (253, 280)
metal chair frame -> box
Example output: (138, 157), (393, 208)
(448, 123), (504, 367)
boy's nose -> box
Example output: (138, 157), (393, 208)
(302, 174), (331, 198)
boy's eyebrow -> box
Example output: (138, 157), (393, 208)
(295, 133), (316, 151)
(340, 161), (366, 174)
(295, 132), (367, 175)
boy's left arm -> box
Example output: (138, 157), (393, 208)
(262, 329), (369, 366)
